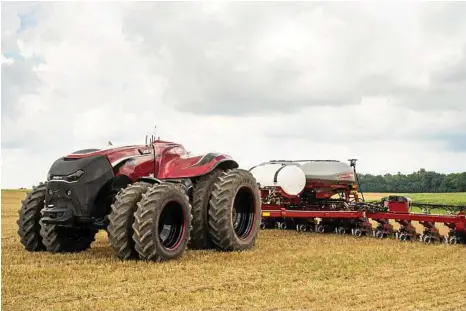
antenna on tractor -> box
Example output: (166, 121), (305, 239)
(146, 125), (159, 145)
(145, 135), (148, 146)
(154, 125), (160, 141)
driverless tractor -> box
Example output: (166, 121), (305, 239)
(17, 136), (261, 261)
(250, 159), (466, 245)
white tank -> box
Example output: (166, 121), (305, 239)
(249, 163), (306, 196)
(299, 161), (355, 183)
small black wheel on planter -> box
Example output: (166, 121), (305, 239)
(132, 183), (192, 261)
(107, 181), (151, 260)
(353, 228), (363, 237)
(17, 182), (47, 252)
(208, 168), (261, 251)
(316, 224), (325, 233)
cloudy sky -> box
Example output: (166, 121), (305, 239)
(2, 1), (466, 188)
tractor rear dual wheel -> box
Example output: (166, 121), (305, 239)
(207, 169), (261, 252)
(189, 168), (224, 250)
(132, 183), (192, 261)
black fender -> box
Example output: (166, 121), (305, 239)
(92, 174), (133, 218)
(209, 159), (239, 174)
(137, 176), (194, 197)
(137, 177), (163, 185)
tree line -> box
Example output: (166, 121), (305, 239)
(357, 169), (466, 193)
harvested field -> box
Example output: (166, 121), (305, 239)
(2, 190), (466, 311)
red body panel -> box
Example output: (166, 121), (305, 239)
(262, 206), (365, 219)
(366, 212), (465, 225)
(116, 154), (155, 182)
(65, 140), (238, 182)
(260, 195), (466, 234)
(154, 144), (236, 179)
(261, 205), (465, 227)
(385, 201), (410, 213)
(66, 145), (152, 164)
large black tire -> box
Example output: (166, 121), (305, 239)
(17, 182), (47, 251)
(39, 223), (98, 253)
(189, 169), (224, 250)
(208, 169), (261, 251)
(132, 183), (192, 261)
(107, 181), (150, 260)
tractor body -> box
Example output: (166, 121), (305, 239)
(41, 140), (237, 229)
(18, 138), (261, 261)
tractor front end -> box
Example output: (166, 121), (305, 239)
(42, 155), (114, 227)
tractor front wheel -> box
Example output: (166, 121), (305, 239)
(189, 168), (224, 250)
(17, 182), (47, 252)
(107, 181), (151, 260)
(208, 169), (261, 251)
(132, 183), (192, 261)
(39, 223), (98, 253)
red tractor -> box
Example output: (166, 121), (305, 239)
(17, 136), (261, 261)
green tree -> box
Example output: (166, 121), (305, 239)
(358, 169), (465, 193)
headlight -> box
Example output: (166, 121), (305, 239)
(49, 169), (85, 182)
(65, 169), (85, 182)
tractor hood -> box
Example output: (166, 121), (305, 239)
(63, 140), (183, 167)
(47, 155), (113, 183)
(44, 154), (116, 223)
(63, 145), (157, 169)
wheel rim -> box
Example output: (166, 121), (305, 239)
(232, 186), (256, 240)
(158, 201), (185, 250)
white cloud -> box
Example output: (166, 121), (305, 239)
(2, 2), (466, 188)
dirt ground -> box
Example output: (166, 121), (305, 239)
(2, 190), (466, 311)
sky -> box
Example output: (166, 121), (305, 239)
(2, 1), (466, 189)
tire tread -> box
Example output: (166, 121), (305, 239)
(17, 182), (47, 252)
(132, 183), (192, 261)
(107, 181), (150, 259)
